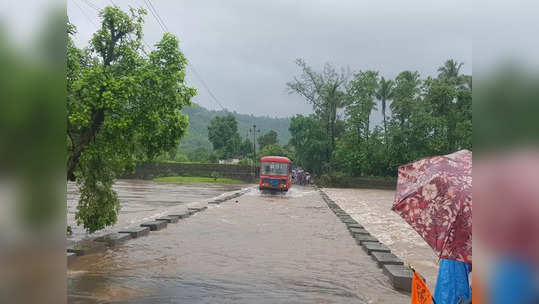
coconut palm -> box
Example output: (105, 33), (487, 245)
(437, 59), (464, 85)
(376, 77), (394, 138)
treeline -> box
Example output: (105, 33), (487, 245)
(200, 114), (293, 164)
(287, 59), (472, 177)
(176, 103), (291, 152)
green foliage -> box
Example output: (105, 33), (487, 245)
(210, 171), (220, 181)
(207, 114), (242, 159)
(376, 77), (394, 136)
(67, 7), (196, 233)
(345, 70), (379, 145)
(178, 103), (291, 154)
(289, 59), (472, 178)
(185, 147), (213, 163)
(257, 130), (278, 150)
(240, 137), (253, 158)
(258, 144), (294, 160)
(287, 59), (348, 170)
(288, 115), (330, 174)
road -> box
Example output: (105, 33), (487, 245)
(68, 184), (409, 303)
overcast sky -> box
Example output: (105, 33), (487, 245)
(66, 0), (472, 118)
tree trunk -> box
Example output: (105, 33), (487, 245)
(66, 109), (105, 181)
(382, 98), (388, 144)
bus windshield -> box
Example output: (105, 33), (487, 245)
(261, 162), (289, 176)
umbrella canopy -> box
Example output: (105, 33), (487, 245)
(392, 150), (472, 264)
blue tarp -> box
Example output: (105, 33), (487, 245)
(489, 257), (538, 304)
(434, 258), (471, 304)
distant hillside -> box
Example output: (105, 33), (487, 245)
(179, 103), (291, 153)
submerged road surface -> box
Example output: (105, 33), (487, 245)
(68, 185), (409, 303)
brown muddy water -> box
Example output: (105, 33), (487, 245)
(323, 188), (439, 290)
(67, 183), (410, 303)
(67, 180), (248, 243)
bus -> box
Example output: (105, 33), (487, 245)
(259, 156), (292, 192)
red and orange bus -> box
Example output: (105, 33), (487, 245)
(259, 156), (292, 192)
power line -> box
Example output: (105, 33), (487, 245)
(82, 0), (99, 11)
(73, 0), (97, 27)
(140, 0), (227, 111)
(188, 65), (226, 111)
(146, 0), (168, 32)
(143, 0), (168, 33)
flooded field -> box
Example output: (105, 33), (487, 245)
(68, 183), (410, 303)
(323, 188), (439, 290)
(67, 180), (248, 243)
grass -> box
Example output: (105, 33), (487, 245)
(154, 176), (244, 184)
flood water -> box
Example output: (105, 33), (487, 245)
(67, 183), (410, 303)
(67, 180), (248, 243)
(323, 188), (439, 290)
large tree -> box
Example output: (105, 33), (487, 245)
(390, 71), (421, 126)
(207, 114), (241, 159)
(345, 70), (379, 144)
(287, 59), (348, 169)
(258, 144), (293, 160)
(424, 60), (471, 152)
(67, 7), (196, 232)
(239, 137), (253, 158)
(376, 76), (394, 139)
(437, 59), (464, 85)
(257, 130), (278, 150)
(288, 114), (330, 174)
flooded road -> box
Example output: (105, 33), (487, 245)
(323, 188), (439, 290)
(67, 180), (248, 243)
(68, 185), (409, 303)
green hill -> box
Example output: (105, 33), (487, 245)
(179, 103), (291, 153)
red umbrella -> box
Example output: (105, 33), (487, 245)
(392, 150), (472, 264)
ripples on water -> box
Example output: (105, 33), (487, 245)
(67, 179), (248, 243)
(68, 183), (409, 303)
(323, 188), (440, 290)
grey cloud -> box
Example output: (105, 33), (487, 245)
(68, 0), (471, 117)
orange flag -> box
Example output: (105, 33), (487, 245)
(411, 272), (433, 304)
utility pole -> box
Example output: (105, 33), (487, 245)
(248, 124), (260, 177)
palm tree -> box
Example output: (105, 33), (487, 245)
(437, 59), (464, 85)
(376, 77), (394, 138)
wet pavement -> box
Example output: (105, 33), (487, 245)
(67, 184), (410, 303)
(323, 188), (439, 290)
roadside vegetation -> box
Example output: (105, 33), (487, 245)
(67, 7), (196, 232)
(287, 59), (472, 180)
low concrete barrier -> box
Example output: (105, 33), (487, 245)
(140, 220), (167, 231)
(119, 226), (150, 238)
(188, 206), (208, 214)
(382, 264), (413, 292)
(67, 188), (250, 266)
(169, 210), (191, 219)
(371, 252), (404, 266)
(156, 215), (180, 223)
(95, 233), (132, 246)
(362, 242), (391, 255)
(354, 234), (379, 245)
(349, 227), (370, 236)
(319, 189), (411, 293)
(346, 223), (364, 229)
